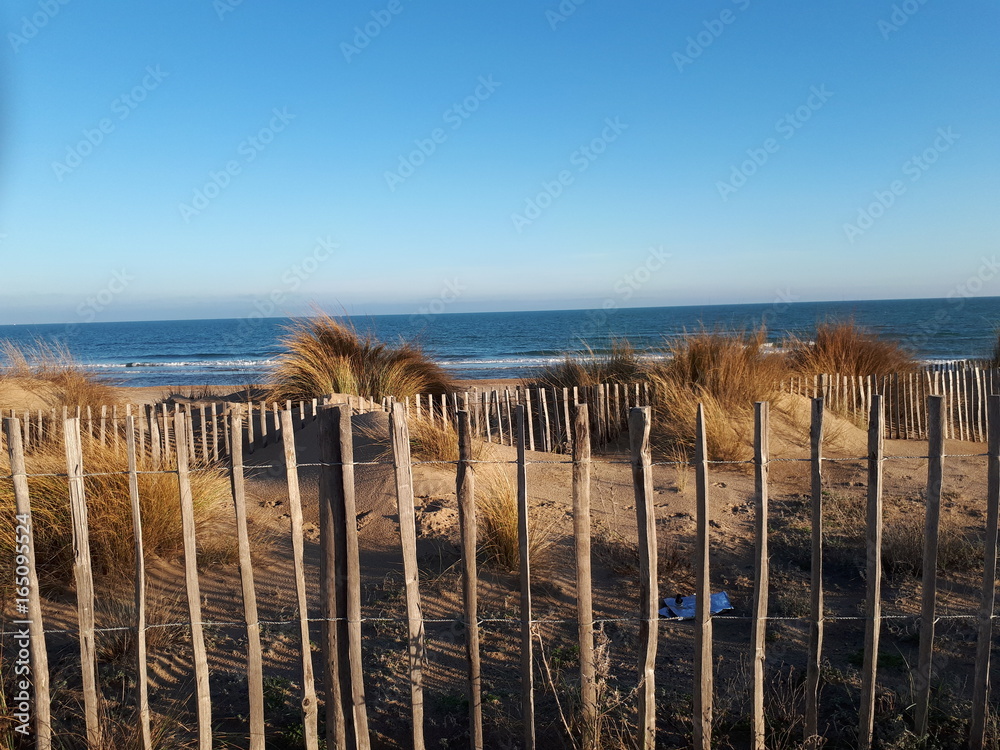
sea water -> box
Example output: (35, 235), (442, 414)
(0, 297), (997, 387)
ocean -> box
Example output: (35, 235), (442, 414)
(0, 298), (997, 387)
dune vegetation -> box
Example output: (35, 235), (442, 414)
(646, 328), (788, 460)
(0, 339), (118, 409)
(531, 339), (644, 389)
(0, 435), (232, 592)
(267, 312), (455, 402)
(788, 320), (917, 376)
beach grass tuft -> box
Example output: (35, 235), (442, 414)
(266, 312), (454, 401)
(0, 339), (118, 409)
(530, 338), (645, 389)
(646, 328), (787, 460)
(0, 436), (233, 591)
(788, 320), (917, 376)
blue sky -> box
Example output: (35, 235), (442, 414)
(0, 0), (997, 324)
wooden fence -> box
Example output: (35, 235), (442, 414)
(3, 365), (998, 460)
(782, 365), (1000, 442)
(3, 392), (1000, 749)
(0, 382), (651, 461)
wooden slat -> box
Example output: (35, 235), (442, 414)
(693, 405), (712, 750)
(5, 418), (52, 750)
(562, 388), (572, 451)
(317, 408), (347, 749)
(388, 403), (426, 750)
(211, 402), (220, 462)
(174, 412), (213, 750)
(199, 404), (208, 461)
(246, 401), (255, 453)
(456, 410), (484, 749)
(629, 407), (657, 750)
(278, 409), (320, 749)
(572, 405), (597, 750)
(858, 395), (885, 750)
(539, 387), (551, 453)
(970, 395), (1000, 748)
(161, 404), (171, 463)
(99, 404), (107, 445)
(524, 388), (535, 452)
(549, 387), (561, 450)
(258, 401), (269, 447)
(330, 407), (371, 746)
(186, 405), (197, 462)
(914, 396), (944, 736)
(228, 408), (265, 749)
(750, 402), (770, 750)
(515, 405), (536, 749)
(124, 417), (153, 750)
(64, 417), (102, 748)
(805, 397), (824, 744)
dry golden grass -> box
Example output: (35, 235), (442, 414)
(646, 328), (787, 461)
(476, 464), (552, 574)
(356, 412), (493, 464)
(0, 436), (232, 590)
(788, 320), (917, 376)
(0, 339), (118, 409)
(531, 339), (644, 389)
(266, 313), (454, 401)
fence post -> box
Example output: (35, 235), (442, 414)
(693, 405), (712, 750)
(125, 416), (153, 750)
(63, 417), (103, 749)
(629, 407), (657, 750)
(331, 407), (371, 747)
(200, 404), (209, 461)
(515, 405), (536, 749)
(970, 395), (1000, 749)
(317, 407), (347, 750)
(5, 419), (52, 750)
(388, 403), (426, 750)
(751, 402), (770, 750)
(915, 396), (944, 737)
(573, 405), (597, 749)
(859, 395), (885, 750)
(525, 389), (535, 452)
(175, 412), (213, 750)
(456, 410), (484, 749)
(211, 402), (220, 462)
(805, 397), (824, 746)
(228, 408), (265, 749)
